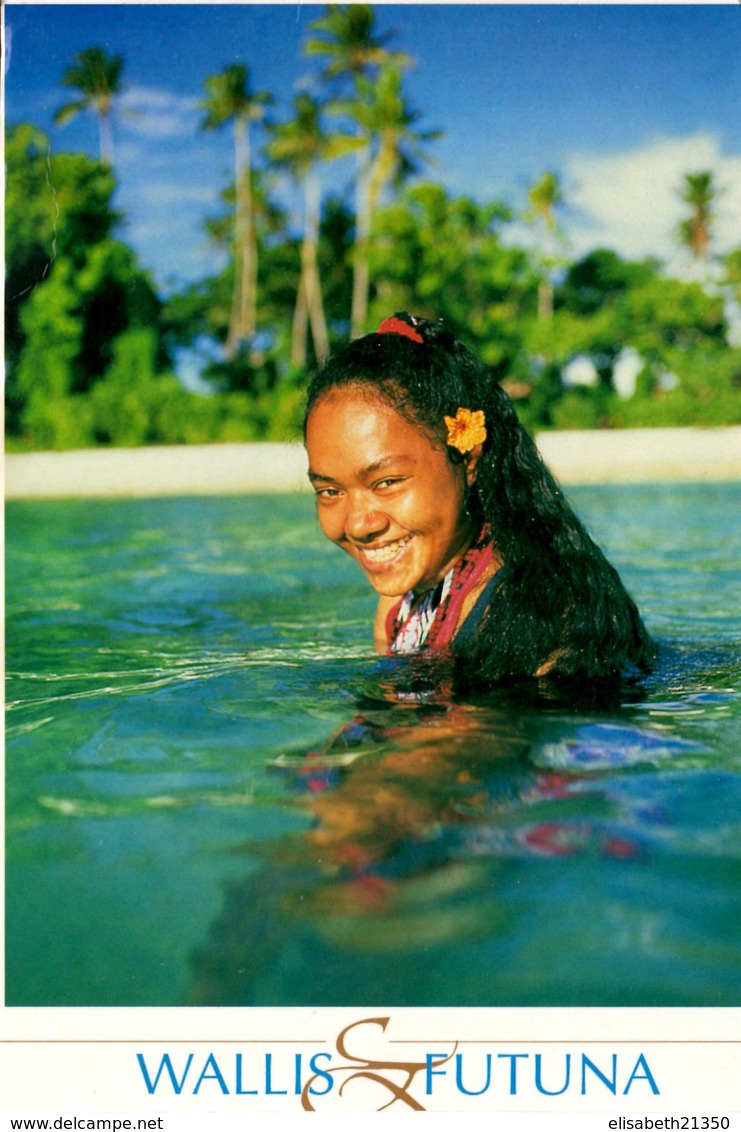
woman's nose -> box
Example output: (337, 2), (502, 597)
(345, 495), (388, 541)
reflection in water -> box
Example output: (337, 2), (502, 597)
(7, 488), (740, 1007)
(187, 652), (733, 1006)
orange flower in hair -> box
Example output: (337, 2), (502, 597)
(444, 407), (487, 453)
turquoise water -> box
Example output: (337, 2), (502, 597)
(5, 483), (741, 1006)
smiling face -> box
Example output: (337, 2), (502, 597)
(305, 387), (479, 599)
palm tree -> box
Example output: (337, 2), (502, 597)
(203, 170), (286, 352)
(362, 66), (441, 221)
(54, 47), (123, 165)
(267, 94), (359, 367)
(525, 171), (565, 320)
(304, 4), (409, 83)
(677, 171), (716, 264)
(200, 64), (272, 359)
(304, 4), (412, 336)
(340, 64), (441, 334)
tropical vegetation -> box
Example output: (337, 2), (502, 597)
(6, 5), (741, 451)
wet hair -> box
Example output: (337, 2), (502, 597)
(305, 312), (656, 687)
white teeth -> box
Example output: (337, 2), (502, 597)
(362, 536), (411, 563)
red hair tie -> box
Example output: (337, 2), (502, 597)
(377, 315), (424, 344)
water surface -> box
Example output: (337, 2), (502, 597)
(6, 483), (740, 1005)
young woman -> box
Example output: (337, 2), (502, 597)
(304, 312), (655, 687)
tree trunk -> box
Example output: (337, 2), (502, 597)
(226, 117), (255, 358)
(537, 277), (553, 321)
(351, 150), (371, 338)
(303, 174), (329, 363)
(291, 267), (308, 369)
(98, 107), (114, 166)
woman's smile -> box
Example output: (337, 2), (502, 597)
(354, 532), (414, 572)
(305, 388), (477, 598)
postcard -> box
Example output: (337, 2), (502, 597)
(4, 1), (740, 1127)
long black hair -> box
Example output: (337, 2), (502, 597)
(305, 313), (656, 686)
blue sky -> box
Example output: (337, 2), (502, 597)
(5, 2), (741, 293)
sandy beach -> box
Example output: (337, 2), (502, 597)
(5, 427), (741, 499)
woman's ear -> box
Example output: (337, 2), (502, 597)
(464, 442), (484, 486)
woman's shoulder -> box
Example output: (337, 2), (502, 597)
(461, 557), (502, 618)
(454, 559), (502, 645)
(374, 594), (403, 653)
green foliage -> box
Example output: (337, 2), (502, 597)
(5, 123), (170, 447)
(54, 46), (123, 164)
(722, 246), (741, 300)
(618, 275), (726, 357)
(304, 4), (411, 83)
(318, 195), (354, 328)
(76, 242), (164, 387)
(557, 249), (655, 316)
(7, 20), (741, 450)
(676, 170), (716, 262)
(5, 124), (118, 386)
(11, 235), (166, 444)
(525, 306), (619, 370)
(163, 274), (234, 351)
(89, 328), (164, 444)
(549, 387), (617, 431)
(13, 261), (87, 447)
(200, 63), (272, 131)
(370, 182), (527, 373)
(202, 349), (280, 396)
(614, 345), (741, 427)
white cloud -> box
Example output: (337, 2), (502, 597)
(125, 211), (226, 288)
(564, 133), (741, 267)
(118, 180), (223, 279)
(127, 179), (216, 209)
(118, 85), (200, 141)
